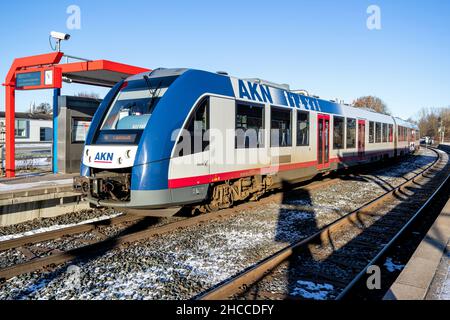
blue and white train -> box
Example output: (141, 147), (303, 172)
(74, 68), (420, 216)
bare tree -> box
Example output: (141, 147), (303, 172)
(32, 102), (52, 114)
(353, 96), (391, 115)
(417, 107), (450, 141)
(76, 92), (101, 99)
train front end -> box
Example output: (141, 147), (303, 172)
(73, 69), (188, 216)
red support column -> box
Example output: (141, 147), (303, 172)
(5, 85), (15, 178)
(3, 52), (64, 178)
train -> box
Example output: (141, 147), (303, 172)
(73, 68), (420, 216)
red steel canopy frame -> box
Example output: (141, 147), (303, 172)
(3, 52), (150, 178)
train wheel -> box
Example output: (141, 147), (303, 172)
(202, 183), (234, 212)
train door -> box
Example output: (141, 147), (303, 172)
(317, 114), (330, 170)
(358, 120), (366, 159)
(171, 97), (211, 184)
(209, 96), (260, 176)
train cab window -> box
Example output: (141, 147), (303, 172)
(174, 98), (209, 157)
(382, 123), (388, 143)
(236, 103), (265, 148)
(100, 77), (177, 132)
(271, 107), (292, 147)
(297, 111), (309, 146)
(375, 122), (382, 143)
(389, 124), (393, 142)
(369, 121), (374, 143)
(333, 116), (345, 149)
(346, 118), (356, 149)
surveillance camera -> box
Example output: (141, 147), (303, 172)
(50, 31), (71, 41)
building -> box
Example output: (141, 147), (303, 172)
(0, 111), (53, 143)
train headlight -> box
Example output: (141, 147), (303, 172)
(118, 157), (123, 165)
(125, 150), (131, 159)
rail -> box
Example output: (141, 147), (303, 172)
(196, 147), (445, 300)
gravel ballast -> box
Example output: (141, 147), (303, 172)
(0, 149), (438, 300)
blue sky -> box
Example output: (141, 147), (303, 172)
(0, 0), (449, 119)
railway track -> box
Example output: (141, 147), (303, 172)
(0, 148), (441, 288)
(0, 174), (344, 281)
(0, 214), (140, 252)
(196, 147), (450, 300)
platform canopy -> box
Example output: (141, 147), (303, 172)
(59, 59), (149, 87)
(3, 51), (150, 178)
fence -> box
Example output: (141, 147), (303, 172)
(0, 142), (53, 176)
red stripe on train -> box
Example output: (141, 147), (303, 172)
(168, 149), (404, 189)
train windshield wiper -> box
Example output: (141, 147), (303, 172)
(148, 80), (163, 112)
(143, 75), (163, 113)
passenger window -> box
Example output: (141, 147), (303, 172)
(271, 107), (292, 147)
(174, 98), (209, 157)
(389, 124), (393, 142)
(375, 122), (382, 143)
(382, 123), (388, 143)
(297, 111), (309, 146)
(346, 118), (356, 149)
(333, 116), (345, 149)
(236, 103), (264, 148)
(369, 121), (374, 143)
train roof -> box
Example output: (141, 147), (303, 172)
(394, 117), (419, 130)
(126, 68), (188, 81)
(125, 68), (415, 127)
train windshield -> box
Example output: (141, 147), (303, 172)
(100, 76), (177, 132)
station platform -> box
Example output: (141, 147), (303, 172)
(0, 172), (75, 193)
(384, 196), (450, 300)
(0, 173), (87, 227)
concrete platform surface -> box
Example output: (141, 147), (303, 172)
(384, 196), (450, 300)
(0, 173), (76, 193)
(425, 240), (450, 300)
(0, 172), (76, 185)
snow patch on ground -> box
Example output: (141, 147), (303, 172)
(0, 213), (123, 242)
(1, 158), (51, 170)
(291, 280), (334, 300)
(0, 178), (73, 192)
(439, 265), (450, 300)
(14, 144), (52, 149)
(384, 257), (405, 272)
(76, 267), (171, 300)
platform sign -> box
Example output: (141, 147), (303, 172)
(15, 67), (62, 90)
(16, 71), (41, 87)
(72, 119), (92, 143)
